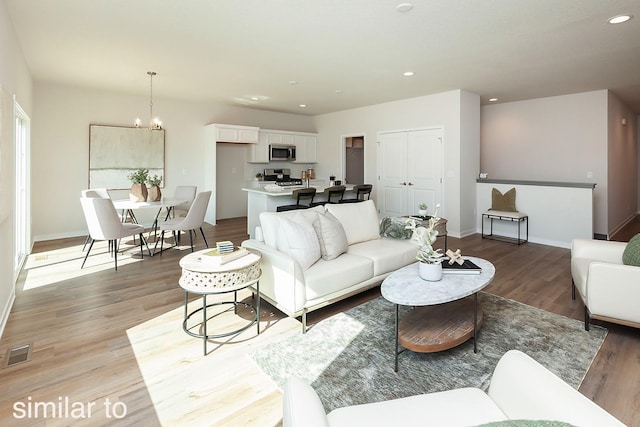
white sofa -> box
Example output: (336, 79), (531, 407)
(242, 200), (417, 332)
(571, 238), (640, 330)
(283, 350), (625, 427)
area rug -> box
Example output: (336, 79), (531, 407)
(249, 292), (607, 412)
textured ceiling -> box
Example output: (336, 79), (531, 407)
(5, 0), (640, 115)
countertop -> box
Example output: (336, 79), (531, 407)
(242, 182), (354, 196)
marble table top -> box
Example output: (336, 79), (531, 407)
(381, 257), (495, 306)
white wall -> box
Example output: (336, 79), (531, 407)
(31, 82), (315, 240)
(607, 91), (638, 236)
(313, 90), (480, 238)
(481, 91), (609, 235)
(0, 0), (33, 337)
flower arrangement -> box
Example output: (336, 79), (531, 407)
(418, 203), (427, 211)
(127, 168), (149, 184)
(147, 174), (162, 187)
(406, 204), (443, 264)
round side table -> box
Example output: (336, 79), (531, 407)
(179, 248), (262, 355)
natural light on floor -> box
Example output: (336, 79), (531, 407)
(21, 241), (144, 290)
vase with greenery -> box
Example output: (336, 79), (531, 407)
(127, 168), (149, 202)
(147, 174), (163, 202)
(418, 202), (428, 217)
(406, 204), (443, 281)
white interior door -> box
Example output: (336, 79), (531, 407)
(378, 128), (442, 217)
(378, 132), (407, 217)
(407, 129), (442, 216)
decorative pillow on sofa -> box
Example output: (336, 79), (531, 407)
(325, 200), (380, 245)
(276, 214), (321, 270)
(622, 233), (640, 266)
(379, 217), (413, 239)
(312, 211), (348, 260)
(491, 188), (517, 212)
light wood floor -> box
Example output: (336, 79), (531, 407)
(1, 217), (639, 426)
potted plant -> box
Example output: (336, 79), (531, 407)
(406, 204), (444, 281)
(127, 168), (149, 202)
(147, 174), (163, 202)
(418, 203), (428, 217)
(255, 173), (263, 181)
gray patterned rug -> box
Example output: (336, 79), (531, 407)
(249, 292), (607, 412)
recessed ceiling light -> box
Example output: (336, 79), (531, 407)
(489, 98), (498, 102)
(289, 80), (299, 85)
(335, 89), (343, 94)
(250, 96), (259, 101)
(396, 3), (413, 12)
(299, 104), (307, 108)
(608, 14), (632, 24)
(403, 71), (415, 77)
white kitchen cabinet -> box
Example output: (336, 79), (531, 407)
(294, 134), (317, 163)
(209, 123), (259, 143)
(248, 133), (270, 163)
(253, 130), (318, 163)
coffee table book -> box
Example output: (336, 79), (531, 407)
(442, 258), (482, 275)
(201, 247), (249, 265)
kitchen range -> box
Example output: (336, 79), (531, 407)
(263, 168), (303, 187)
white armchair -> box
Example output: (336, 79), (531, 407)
(571, 238), (640, 330)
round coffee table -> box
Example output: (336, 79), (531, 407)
(381, 257), (495, 371)
(179, 248), (262, 355)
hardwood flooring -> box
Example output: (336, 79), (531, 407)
(1, 217), (639, 426)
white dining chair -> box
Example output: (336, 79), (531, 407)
(80, 197), (152, 271)
(81, 188), (130, 250)
(155, 191), (211, 253)
(168, 185), (198, 218)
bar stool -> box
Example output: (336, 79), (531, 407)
(340, 184), (372, 203)
(310, 185), (346, 206)
(276, 187), (317, 212)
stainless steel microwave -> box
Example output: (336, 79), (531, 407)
(269, 144), (296, 161)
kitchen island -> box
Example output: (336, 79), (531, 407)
(242, 183), (355, 238)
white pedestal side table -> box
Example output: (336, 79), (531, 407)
(179, 248), (262, 355)
(381, 257), (495, 372)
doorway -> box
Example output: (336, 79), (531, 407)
(344, 135), (364, 185)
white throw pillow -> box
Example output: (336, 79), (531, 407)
(325, 200), (380, 245)
(276, 214), (321, 270)
(313, 211), (348, 260)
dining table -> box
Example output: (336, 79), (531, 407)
(111, 198), (188, 244)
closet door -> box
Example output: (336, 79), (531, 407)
(378, 128), (442, 218)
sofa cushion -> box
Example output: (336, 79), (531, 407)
(348, 238), (418, 276)
(276, 214), (321, 270)
(260, 206), (325, 247)
(304, 254), (373, 300)
(312, 211), (348, 260)
(327, 387), (508, 427)
(326, 200), (380, 245)
(491, 188), (517, 212)
(622, 233), (640, 266)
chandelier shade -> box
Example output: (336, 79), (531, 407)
(135, 71), (162, 130)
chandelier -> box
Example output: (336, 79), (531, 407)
(135, 71), (163, 130)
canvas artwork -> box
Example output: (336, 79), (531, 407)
(89, 124), (165, 190)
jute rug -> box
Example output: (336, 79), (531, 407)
(249, 292), (607, 412)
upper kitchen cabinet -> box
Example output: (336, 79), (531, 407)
(293, 133), (317, 163)
(208, 123), (259, 143)
(249, 130), (318, 163)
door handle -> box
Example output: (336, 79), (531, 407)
(407, 182), (414, 186)
(400, 182), (407, 186)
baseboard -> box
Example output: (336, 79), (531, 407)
(0, 288), (16, 340)
(608, 212), (639, 240)
(33, 230), (86, 242)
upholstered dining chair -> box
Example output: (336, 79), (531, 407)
(155, 190), (212, 253)
(80, 197), (151, 271)
(80, 188), (130, 250)
(167, 185), (198, 219)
